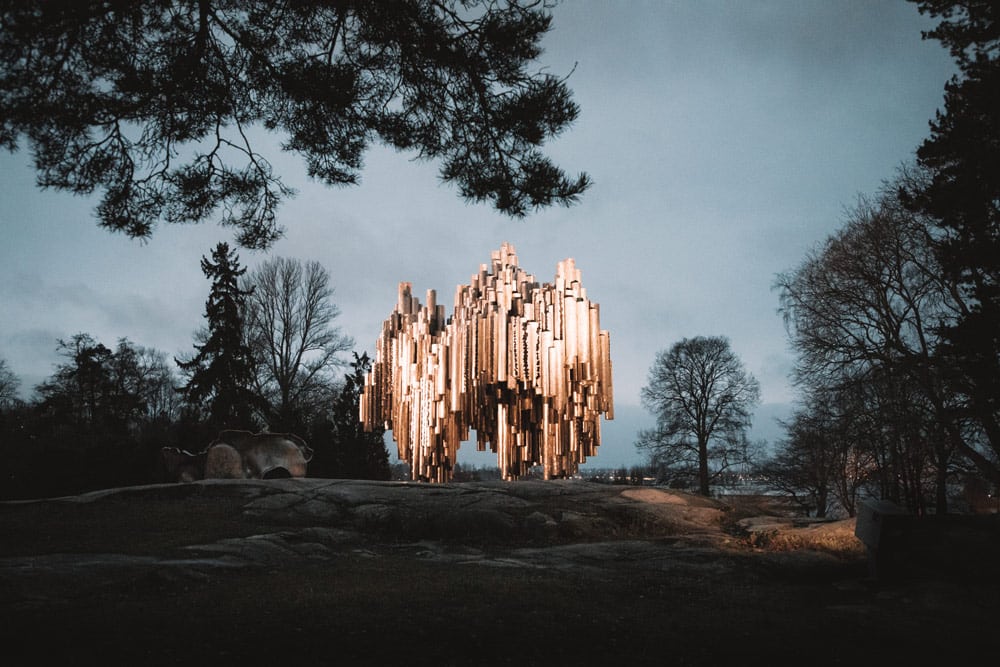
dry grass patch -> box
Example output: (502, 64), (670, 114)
(735, 515), (864, 557)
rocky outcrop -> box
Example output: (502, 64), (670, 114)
(0, 479), (860, 611)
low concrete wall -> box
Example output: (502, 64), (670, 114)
(855, 499), (1000, 582)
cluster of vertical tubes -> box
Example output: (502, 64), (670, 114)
(360, 243), (614, 482)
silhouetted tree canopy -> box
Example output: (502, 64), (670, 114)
(0, 0), (589, 249)
(35, 335), (125, 434)
(0, 334), (183, 499)
(903, 0), (1000, 481)
(310, 352), (389, 480)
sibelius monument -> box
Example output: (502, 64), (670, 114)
(361, 243), (613, 482)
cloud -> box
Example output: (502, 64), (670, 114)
(0, 2), (956, 467)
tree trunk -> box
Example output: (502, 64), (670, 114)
(698, 436), (710, 496)
(934, 441), (949, 514)
(815, 487), (828, 518)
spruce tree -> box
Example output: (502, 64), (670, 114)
(903, 1), (1000, 483)
(321, 352), (390, 480)
(177, 242), (258, 433)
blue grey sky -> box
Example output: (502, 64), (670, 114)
(0, 1), (956, 468)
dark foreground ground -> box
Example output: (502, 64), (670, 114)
(0, 479), (996, 666)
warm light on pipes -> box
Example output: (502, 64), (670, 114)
(361, 243), (614, 482)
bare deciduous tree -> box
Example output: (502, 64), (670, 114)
(762, 386), (877, 518)
(244, 257), (353, 432)
(776, 170), (993, 508)
(0, 357), (21, 409)
(637, 336), (760, 496)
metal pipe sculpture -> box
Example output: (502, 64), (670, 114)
(361, 243), (613, 482)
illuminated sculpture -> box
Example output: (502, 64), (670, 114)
(361, 243), (613, 481)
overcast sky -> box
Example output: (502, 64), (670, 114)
(0, 1), (956, 469)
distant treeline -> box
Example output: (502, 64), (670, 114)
(0, 334), (389, 501)
(0, 245), (389, 501)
